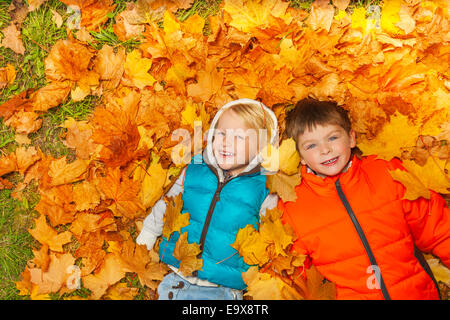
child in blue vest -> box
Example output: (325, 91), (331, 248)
(136, 98), (279, 300)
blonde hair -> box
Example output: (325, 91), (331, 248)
(225, 103), (275, 138)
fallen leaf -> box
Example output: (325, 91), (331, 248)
(0, 64), (16, 89)
(389, 168), (431, 200)
(124, 49), (156, 89)
(173, 232), (203, 277)
(28, 215), (72, 252)
(266, 171), (301, 202)
(82, 253), (126, 299)
(231, 224), (269, 266)
(97, 167), (145, 219)
(0, 23), (25, 55)
(48, 157), (89, 186)
(161, 193), (189, 239)
(29, 252), (76, 295)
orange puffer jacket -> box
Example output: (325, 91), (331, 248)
(280, 155), (449, 300)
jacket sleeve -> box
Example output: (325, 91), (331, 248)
(259, 193), (279, 216)
(138, 167), (187, 243)
(388, 158), (450, 268)
(278, 198), (309, 257)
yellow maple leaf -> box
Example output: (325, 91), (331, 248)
(380, 0), (403, 35)
(133, 156), (167, 210)
(163, 11), (181, 34)
(124, 49), (156, 89)
(162, 193), (190, 239)
(389, 169), (431, 200)
(242, 266), (303, 300)
(165, 62), (196, 94)
(351, 7), (368, 33)
(231, 224), (269, 266)
(402, 158), (450, 195)
(223, 0), (292, 33)
(261, 138), (301, 175)
(266, 171), (301, 203)
(181, 13), (205, 34)
(358, 112), (420, 161)
(181, 101), (210, 131)
(260, 209), (296, 257)
(173, 232), (203, 277)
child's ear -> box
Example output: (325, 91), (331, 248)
(349, 129), (356, 148)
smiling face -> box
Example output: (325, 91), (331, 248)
(212, 109), (260, 176)
(297, 124), (356, 177)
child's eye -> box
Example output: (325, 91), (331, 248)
(329, 136), (338, 141)
(216, 131), (225, 137)
(306, 144), (316, 150)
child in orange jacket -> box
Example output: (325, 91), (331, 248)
(279, 98), (450, 300)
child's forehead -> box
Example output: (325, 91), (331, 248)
(216, 109), (247, 128)
(298, 123), (346, 139)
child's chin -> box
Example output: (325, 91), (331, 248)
(318, 166), (345, 177)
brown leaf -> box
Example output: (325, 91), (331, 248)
(69, 211), (116, 239)
(60, 118), (99, 160)
(293, 265), (337, 300)
(0, 64), (16, 89)
(1, 23), (25, 55)
(115, 237), (169, 288)
(45, 39), (95, 82)
(72, 180), (101, 211)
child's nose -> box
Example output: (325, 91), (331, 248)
(320, 143), (331, 155)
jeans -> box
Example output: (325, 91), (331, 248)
(157, 272), (243, 300)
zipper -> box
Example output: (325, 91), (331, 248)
(335, 179), (391, 300)
(192, 172), (231, 277)
(191, 163), (262, 277)
(198, 180), (226, 253)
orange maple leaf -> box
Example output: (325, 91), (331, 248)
(97, 167), (145, 219)
(28, 215), (72, 252)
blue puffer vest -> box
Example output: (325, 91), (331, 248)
(159, 155), (269, 289)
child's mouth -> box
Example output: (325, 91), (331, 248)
(219, 150), (235, 157)
(321, 157), (339, 166)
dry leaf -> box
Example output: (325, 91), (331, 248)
(1, 23), (25, 55)
(173, 232), (203, 277)
(28, 215), (72, 252)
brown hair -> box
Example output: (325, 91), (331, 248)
(285, 98), (361, 156)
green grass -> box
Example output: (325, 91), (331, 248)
(0, 181), (39, 300)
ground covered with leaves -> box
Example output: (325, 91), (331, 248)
(0, 0), (449, 300)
